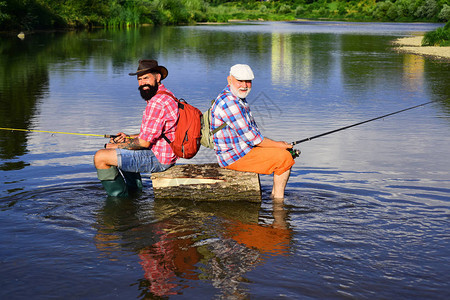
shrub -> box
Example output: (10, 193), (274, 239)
(386, 3), (398, 20)
(395, 0), (415, 19)
(0, 1), (8, 23)
(295, 5), (307, 17)
(259, 4), (267, 13)
(278, 4), (291, 14)
(372, 1), (395, 20)
(337, 3), (347, 16)
(438, 4), (450, 22)
(415, 0), (439, 20)
(317, 7), (330, 18)
(422, 22), (450, 46)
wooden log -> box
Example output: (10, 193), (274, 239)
(151, 163), (261, 202)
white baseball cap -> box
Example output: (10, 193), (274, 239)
(230, 64), (254, 80)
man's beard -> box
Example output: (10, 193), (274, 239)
(139, 84), (158, 101)
(230, 84), (251, 99)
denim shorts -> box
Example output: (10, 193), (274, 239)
(116, 149), (173, 173)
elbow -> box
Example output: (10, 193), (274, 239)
(139, 138), (151, 148)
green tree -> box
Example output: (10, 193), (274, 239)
(415, 0), (439, 19)
(387, 1), (399, 19)
(278, 4), (292, 14)
(438, 3), (450, 21)
(0, 1), (8, 23)
(372, 1), (395, 20)
(395, 0), (416, 20)
(1, 0), (448, 30)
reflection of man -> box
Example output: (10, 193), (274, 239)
(94, 198), (200, 298)
(204, 201), (292, 298)
(139, 222), (200, 297)
(224, 202), (292, 256)
(211, 64), (295, 200)
(94, 198), (292, 298)
(94, 60), (179, 197)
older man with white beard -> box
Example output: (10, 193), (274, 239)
(211, 64), (295, 200)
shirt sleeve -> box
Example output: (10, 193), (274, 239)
(218, 98), (263, 146)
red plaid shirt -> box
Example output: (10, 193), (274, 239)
(138, 84), (179, 165)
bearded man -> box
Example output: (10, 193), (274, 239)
(94, 60), (179, 197)
(211, 64), (295, 200)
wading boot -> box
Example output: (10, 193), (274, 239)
(97, 166), (128, 197)
(121, 171), (143, 193)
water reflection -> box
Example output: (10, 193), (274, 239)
(95, 198), (292, 298)
(137, 220), (200, 297)
(271, 33), (295, 86)
(402, 54), (425, 92)
(0, 36), (49, 165)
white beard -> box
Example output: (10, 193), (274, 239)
(230, 84), (251, 99)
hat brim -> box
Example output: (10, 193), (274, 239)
(129, 66), (168, 79)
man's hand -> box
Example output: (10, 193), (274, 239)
(278, 141), (293, 149)
(103, 132), (150, 150)
(110, 132), (129, 143)
(257, 138), (293, 149)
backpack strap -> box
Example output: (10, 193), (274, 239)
(156, 90), (177, 100)
(157, 90), (184, 109)
(212, 123), (227, 135)
(155, 90), (179, 144)
(209, 99), (227, 135)
(162, 133), (172, 145)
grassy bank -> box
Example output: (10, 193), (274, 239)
(1, 0), (449, 31)
(422, 21), (450, 45)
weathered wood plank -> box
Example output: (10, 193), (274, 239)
(151, 163), (261, 202)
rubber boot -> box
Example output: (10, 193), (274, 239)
(97, 166), (128, 197)
(121, 171), (143, 193)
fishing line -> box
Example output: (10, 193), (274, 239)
(291, 101), (435, 146)
(0, 127), (119, 138)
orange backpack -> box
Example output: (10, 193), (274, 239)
(158, 91), (202, 159)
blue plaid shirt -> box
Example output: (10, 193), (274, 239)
(211, 85), (264, 167)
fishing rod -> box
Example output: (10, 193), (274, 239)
(291, 101), (435, 146)
(0, 127), (120, 139)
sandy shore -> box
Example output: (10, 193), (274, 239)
(392, 36), (450, 60)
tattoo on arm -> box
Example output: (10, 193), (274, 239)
(117, 137), (147, 150)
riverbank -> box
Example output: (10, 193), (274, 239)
(2, 0), (449, 31)
(392, 36), (450, 60)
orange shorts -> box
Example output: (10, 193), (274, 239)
(225, 147), (295, 176)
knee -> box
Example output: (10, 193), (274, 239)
(275, 149), (294, 173)
(93, 150), (102, 168)
(279, 148), (294, 164)
(94, 149), (109, 169)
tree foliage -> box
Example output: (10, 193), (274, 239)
(0, 0), (448, 31)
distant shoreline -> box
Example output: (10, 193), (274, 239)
(392, 36), (450, 60)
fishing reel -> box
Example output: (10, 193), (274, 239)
(288, 148), (301, 159)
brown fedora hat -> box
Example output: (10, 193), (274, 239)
(129, 59), (168, 79)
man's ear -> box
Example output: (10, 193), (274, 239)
(155, 73), (162, 83)
(227, 75), (232, 85)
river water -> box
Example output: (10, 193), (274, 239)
(1, 21), (449, 299)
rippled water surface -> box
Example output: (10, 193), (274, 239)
(1, 21), (449, 299)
